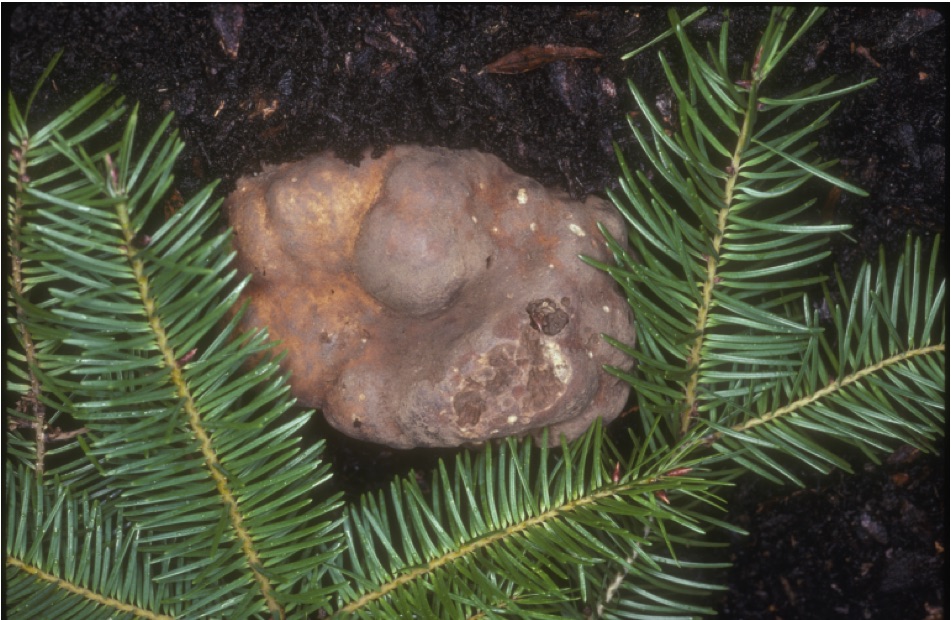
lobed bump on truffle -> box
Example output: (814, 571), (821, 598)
(226, 146), (634, 448)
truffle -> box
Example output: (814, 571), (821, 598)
(226, 146), (633, 448)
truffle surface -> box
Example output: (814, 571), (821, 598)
(226, 146), (634, 448)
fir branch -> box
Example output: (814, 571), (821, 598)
(731, 344), (945, 434)
(681, 90), (754, 436)
(6, 557), (171, 620)
(4, 463), (181, 619)
(110, 157), (282, 617)
(8, 145), (48, 477)
(676, 7), (852, 437)
(7, 56), (127, 480)
(588, 7), (944, 607)
(8, 59), (343, 619)
(334, 426), (731, 618)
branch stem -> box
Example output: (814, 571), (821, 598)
(114, 187), (284, 619)
(9, 139), (47, 478)
(595, 522), (652, 617)
(338, 475), (672, 615)
(731, 343), (945, 434)
(681, 76), (761, 435)
(6, 556), (173, 620)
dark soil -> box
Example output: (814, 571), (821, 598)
(7, 5), (946, 619)
(720, 447), (945, 620)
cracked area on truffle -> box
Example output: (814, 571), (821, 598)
(447, 327), (569, 433)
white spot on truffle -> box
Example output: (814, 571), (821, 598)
(492, 226), (499, 234)
(587, 351), (594, 359)
(359, 393), (366, 402)
(530, 222), (538, 232)
(549, 264), (555, 269)
(569, 223), (586, 237)
(471, 215), (478, 223)
(517, 188), (528, 204)
(602, 306), (611, 313)
(507, 415), (518, 425)
(542, 341), (571, 383)
(291, 177), (298, 183)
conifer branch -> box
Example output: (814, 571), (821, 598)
(682, 78), (761, 436)
(112, 170), (283, 617)
(9, 141), (48, 478)
(731, 344), (945, 434)
(339, 480), (630, 613)
(595, 521), (652, 616)
(5, 556), (172, 620)
(7, 64), (343, 617)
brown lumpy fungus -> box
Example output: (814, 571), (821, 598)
(226, 146), (634, 448)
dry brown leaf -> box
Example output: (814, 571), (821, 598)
(481, 44), (602, 74)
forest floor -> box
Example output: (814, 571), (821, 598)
(8, 6), (946, 619)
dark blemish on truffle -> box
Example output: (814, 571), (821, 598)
(526, 298), (569, 336)
(453, 391), (484, 427)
